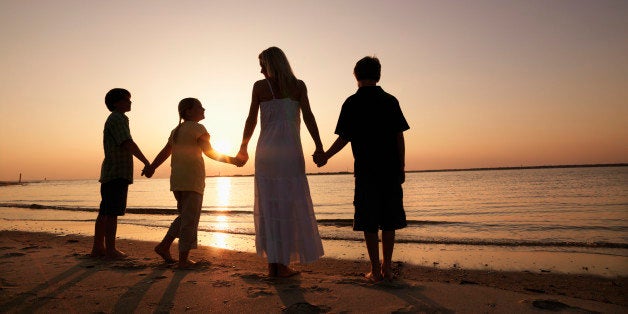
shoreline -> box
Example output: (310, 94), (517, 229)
(1, 206), (627, 278)
(0, 230), (625, 313)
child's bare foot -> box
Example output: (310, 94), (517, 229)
(154, 245), (176, 264)
(178, 259), (197, 269)
(365, 271), (384, 283)
(105, 249), (128, 260)
(381, 268), (394, 282)
(276, 264), (300, 278)
(90, 248), (106, 258)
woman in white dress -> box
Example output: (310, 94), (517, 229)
(236, 47), (325, 277)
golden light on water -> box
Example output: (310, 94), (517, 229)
(201, 177), (234, 249)
(216, 177), (232, 207)
(204, 215), (230, 249)
(215, 215), (229, 231)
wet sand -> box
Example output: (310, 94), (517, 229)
(1, 205), (627, 278)
(0, 230), (626, 313)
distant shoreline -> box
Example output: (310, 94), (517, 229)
(244, 162), (628, 177)
(231, 163), (628, 178)
(2, 163), (626, 183)
(403, 162), (628, 174)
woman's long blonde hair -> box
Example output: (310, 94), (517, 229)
(172, 98), (200, 143)
(259, 47), (298, 98)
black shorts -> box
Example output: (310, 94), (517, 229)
(99, 178), (130, 216)
(353, 177), (406, 232)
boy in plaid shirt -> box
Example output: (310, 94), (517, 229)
(91, 88), (152, 259)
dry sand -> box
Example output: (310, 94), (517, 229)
(0, 231), (626, 313)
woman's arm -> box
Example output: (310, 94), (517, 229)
(298, 81), (324, 152)
(237, 83), (261, 163)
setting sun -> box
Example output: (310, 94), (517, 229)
(212, 139), (232, 155)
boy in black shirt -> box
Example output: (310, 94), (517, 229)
(316, 56), (410, 282)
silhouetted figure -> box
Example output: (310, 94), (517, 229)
(315, 57), (409, 282)
(236, 47), (325, 277)
(91, 88), (151, 259)
(147, 98), (241, 268)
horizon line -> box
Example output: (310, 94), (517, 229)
(2, 162), (626, 183)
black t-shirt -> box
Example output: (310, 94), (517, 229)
(334, 86), (410, 179)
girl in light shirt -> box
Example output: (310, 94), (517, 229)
(148, 98), (242, 268)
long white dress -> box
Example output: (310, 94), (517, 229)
(254, 80), (324, 265)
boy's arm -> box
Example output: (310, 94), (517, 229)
(397, 132), (405, 184)
(121, 139), (152, 176)
(316, 136), (348, 167)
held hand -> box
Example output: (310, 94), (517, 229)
(312, 150), (327, 167)
(142, 164), (155, 178)
(236, 148), (249, 165)
(232, 156), (246, 167)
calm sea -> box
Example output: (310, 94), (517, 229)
(1, 166), (626, 250)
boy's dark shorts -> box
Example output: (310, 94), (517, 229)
(353, 177), (407, 232)
(99, 178), (130, 216)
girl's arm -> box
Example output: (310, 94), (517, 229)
(198, 133), (235, 164)
(150, 142), (173, 170)
(145, 142), (173, 177)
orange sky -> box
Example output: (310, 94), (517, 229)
(1, 1), (627, 181)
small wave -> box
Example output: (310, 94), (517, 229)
(123, 221), (627, 249)
(317, 219), (461, 227)
(0, 203), (252, 216)
(392, 238), (628, 249)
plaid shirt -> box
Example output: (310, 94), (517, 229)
(99, 112), (133, 183)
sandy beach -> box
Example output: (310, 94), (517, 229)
(0, 230), (625, 313)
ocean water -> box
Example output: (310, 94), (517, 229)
(1, 166), (627, 275)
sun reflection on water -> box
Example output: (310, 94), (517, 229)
(215, 177), (232, 207)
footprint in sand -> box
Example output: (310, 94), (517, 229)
(306, 285), (331, 293)
(110, 261), (148, 270)
(211, 280), (233, 287)
(1, 252), (26, 258)
(247, 287), (274, 298)
(282, 302), (331, 313)
(531, 299), (575, 311)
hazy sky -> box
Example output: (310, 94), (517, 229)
(1, 0), (627, 180)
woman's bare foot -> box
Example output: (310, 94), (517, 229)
(268, 263), (278, 277)
(276, 264), (300, 278)
(154, 245), (176, 264)
(105, 248), (128, 260)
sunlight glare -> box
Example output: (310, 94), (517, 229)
(212, 139), (234, 155)
(211, 215), (230, 249)
(216, 177), (232, 207)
